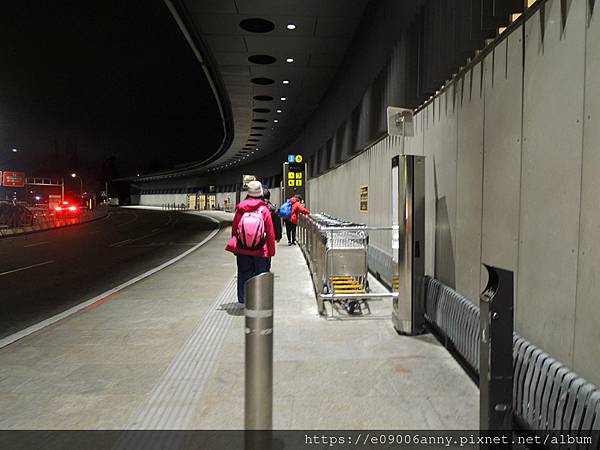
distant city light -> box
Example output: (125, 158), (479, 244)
(280, 97), (286, 101)
(274, 119), (279, 123)
(282, 80), (290, 85)
(276, 109), (282, 113)
(286, 58), (294, 63)
(286, 24), (296, 30)
(71, 173), (77, 178)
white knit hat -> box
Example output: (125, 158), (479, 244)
(246, 180), (263, 198)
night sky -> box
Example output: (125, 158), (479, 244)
(0, 0), (222, 189)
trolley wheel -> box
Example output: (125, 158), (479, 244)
(347, 301), (358, 315)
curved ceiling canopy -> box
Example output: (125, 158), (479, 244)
(136, 0), (369, 181)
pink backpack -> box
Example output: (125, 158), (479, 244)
(236, 207), (267, 250)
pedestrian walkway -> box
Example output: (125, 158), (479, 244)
(0, 212), (478, 429)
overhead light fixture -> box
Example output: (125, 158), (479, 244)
(282, 80), (290, 85)
(11, 148), (18, 153)
(287, 23), (296, 30)
(276, 109), (282, 113)
(274, 119), (279, 123)
(286, 58), (294, 63)
(280, 97), (286, 101)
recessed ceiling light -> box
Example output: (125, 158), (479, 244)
(282, 80), (290, 85)
(280, 97), (286, 101)
(274, 119), (279, 123)
(287, 23), (296, 30)
(276, 109), (282, 113)
(286, 58), (294, 63)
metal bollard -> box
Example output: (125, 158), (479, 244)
(480, 265), (514, 440)
(244, 272), (274, 448)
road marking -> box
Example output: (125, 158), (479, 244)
(0, 260), (54, 277)
(111, 215), (176, 248)
(110, 238), (133, 247)
(0, 214), (222, 350)
(23, 241), (50, 248)
(115, 211), (140, 228)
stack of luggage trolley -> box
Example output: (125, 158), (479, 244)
(298, 213), (371, 317)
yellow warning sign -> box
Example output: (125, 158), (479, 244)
(296, 172), (302, 179)
(295, 155), (303, 163)
(288, 180), (295, 187)
(360, 185), (368, 212)
(295, 180), (303, 186)
(288, 172), (295, 179)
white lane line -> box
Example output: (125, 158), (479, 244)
(0, 214), (222, 350)
(115, 211), (140, 228)
(109, 238), (133, 247)
(111, 215), (177, 248)
(23, 241), (50, 248)
(0, 260), (54, 277)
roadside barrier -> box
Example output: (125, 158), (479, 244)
(0, 206), (108, 238)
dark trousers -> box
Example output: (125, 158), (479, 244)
(236, 254), (269, 304)
(285, 221), (297, 243)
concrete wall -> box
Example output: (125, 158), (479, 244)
(139, 194), (188, 207)
(138, 188), (281, 211)
(308, 0), (600, 385)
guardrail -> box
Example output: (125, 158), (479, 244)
(424, 274), (600, 442)
(161, 203), (187, 211)
(0, 206), (108, 238)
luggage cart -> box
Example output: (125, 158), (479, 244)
(320, 226), (372, 318)
(297, 213), (398, 319)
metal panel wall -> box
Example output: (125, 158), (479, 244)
(455, 61), (484, 303)
(518, 0), (586, 364)
(423, 91), (458, 289)
(481, 28), (523, 279)
(574, 2), (600, 383)
(139, 193), (188, 206)
(305, 0), (599, 386)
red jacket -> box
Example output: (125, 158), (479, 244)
(289, 197), (310, 225)
(226, 198), (276, 257)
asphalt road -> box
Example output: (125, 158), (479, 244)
(0, 208), (220, 340)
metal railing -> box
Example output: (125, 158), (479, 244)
(297, 213), (398, 318)
(424, 274), (600, 441)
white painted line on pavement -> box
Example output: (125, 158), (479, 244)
(0, 260), (54, 277)
(0, 214), (222, 350)
(110, 238), (133, 247)
(23, 241), (50, 248)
